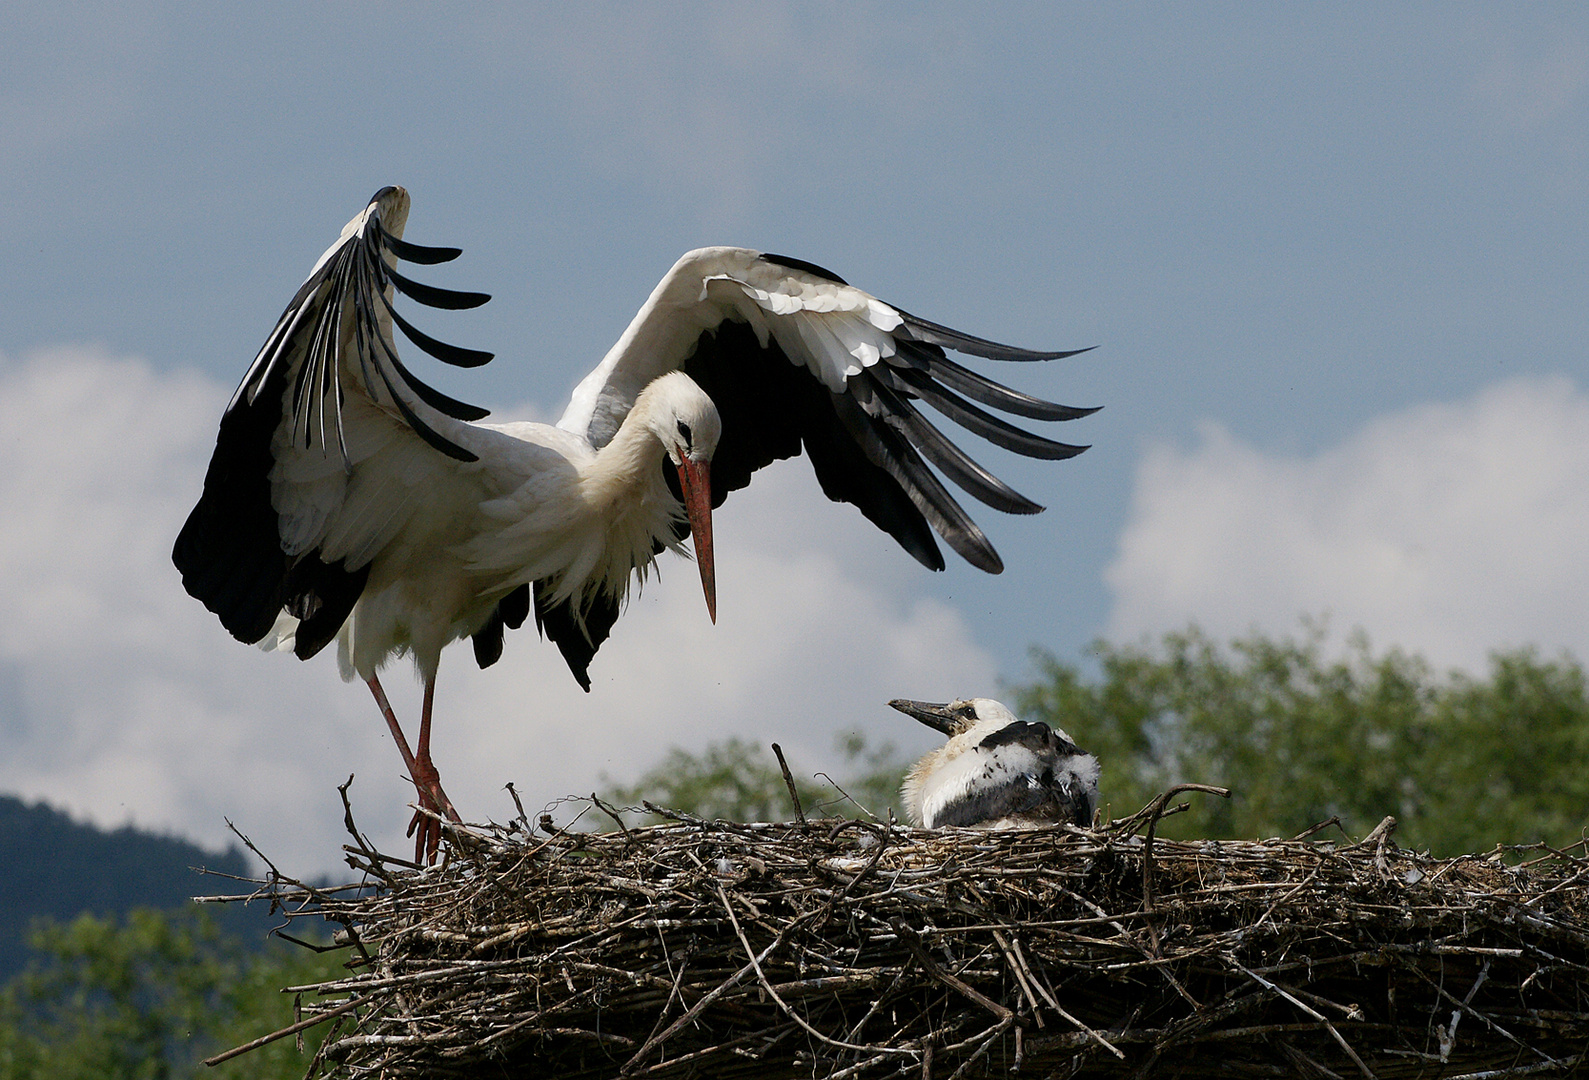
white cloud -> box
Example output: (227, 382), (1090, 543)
(0, 346), (993, 875)
(1106, 375), (1589, 673)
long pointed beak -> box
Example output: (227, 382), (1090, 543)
(888, 698), (958, 736)
(675, 456), (716, 623)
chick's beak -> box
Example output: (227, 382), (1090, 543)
(675, 456), (715, 623)
(888, 699), (958, 736)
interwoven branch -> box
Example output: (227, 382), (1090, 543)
(211, 797), (1589, 1079)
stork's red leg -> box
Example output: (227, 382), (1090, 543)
(366, 674), (460, 864)
(407, 675), (461, 862)
(367, 674), (419, 776)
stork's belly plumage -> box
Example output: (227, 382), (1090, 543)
(340, 554), (490, 681)
(333, 427), (684, 682)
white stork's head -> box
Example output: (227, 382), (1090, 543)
(892, 697), (1019, 739)
(639, 372), (723, 622)
(642, 371), (722, 468)
(891, 697), (1099, 830)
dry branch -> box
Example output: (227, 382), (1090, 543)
(209, 796), (1589, 1078)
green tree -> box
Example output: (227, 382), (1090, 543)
(1015, 626), (1589, 856)
(600, 627), (1589, 857)
(1421, 649), (1589, 853)
(0, 908), (345, 1080)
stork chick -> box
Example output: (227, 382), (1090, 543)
(892, 698), (1099, 829)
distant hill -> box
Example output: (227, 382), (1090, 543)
(0, 795), (284, 978)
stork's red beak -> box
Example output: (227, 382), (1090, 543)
(675, 457), (716, 623)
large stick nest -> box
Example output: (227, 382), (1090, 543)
(220, 789), (1589, 1079)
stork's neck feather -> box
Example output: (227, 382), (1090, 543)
(584, 399), (674, 506)
(582, 371), (718, 507)
(530, 372), (714, 610)
(465, 371), (717, 624)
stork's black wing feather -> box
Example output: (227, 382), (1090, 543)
(172, 344), (306, 645)
(759, 252), (851, 286)
(472, 584), (531, 669)
(915, 348), (1099, 421)
(898, 309), (1091, 362)
(374, 223), (461, 265)
(531, 581), (621, 693)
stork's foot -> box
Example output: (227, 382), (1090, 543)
(406, 757), (462, 865)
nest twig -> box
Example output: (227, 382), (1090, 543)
(210, 793), (1589, 1079)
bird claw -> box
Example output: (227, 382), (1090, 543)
(407, 806), (446, 866)
(406, 760), (461, 865)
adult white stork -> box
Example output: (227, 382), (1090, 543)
(892, 698), (1100, 829)
(173, 186), (1096, 861)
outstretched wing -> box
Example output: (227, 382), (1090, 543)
(558, 247), (1095, 574)
(172, 186), (495, 659)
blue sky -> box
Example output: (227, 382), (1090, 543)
(3, 4), (1587, 868)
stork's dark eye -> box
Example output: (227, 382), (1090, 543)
(676, 420), (692, 445)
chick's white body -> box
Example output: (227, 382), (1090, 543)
(898, 698), (1100, 829)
